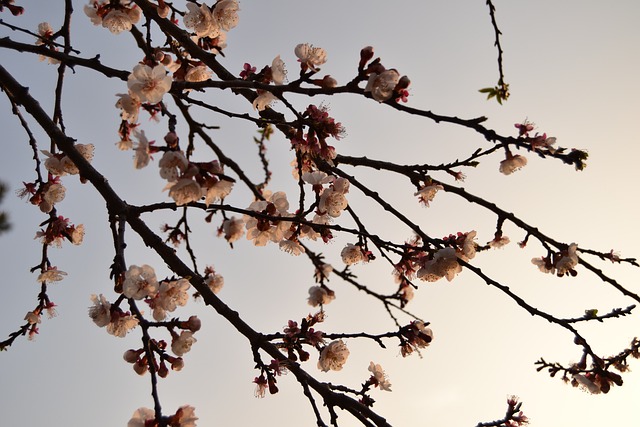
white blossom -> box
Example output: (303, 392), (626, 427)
(204, 179), (233, 206)
(271, 55), (287, 85)
(88, 294), (111, 327)
(116, 92), (141, 124)
(414, 183), (444, 207)
(150, 278), (190, 321)
(205, 272), (224, 294)
(106, 312), (139, 337)
(133, 130), (152, 169)
(499, 154), (527, 175)
(556, 243), (579, 276)
(212, 0), (239, 31)
(127, 407), (155, 427)
(341, 244), (365, 265)
(159, 151), (189, 182)
(318, 340), (350, 372)
(184, 2), (219, 38)
(172, 331), (197, 356)
(123, 264), (158, 300)
(308, 286), (335, 307)
(37, 268), (67, 283)
(185, 65), (212, 83)
(368, 362), (392, 391)
(166, 178), (203, 206)
(365, 70), (400, 102)
(252, 91), (278, 111)
(127, 64), (172, 104)
(417, 247), (461, 282)
(222, 216), (244, 243)
(102, 7), (140, 34)
(295, 43), (327, 71)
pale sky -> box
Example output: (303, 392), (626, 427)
(1, 1), (639, 426)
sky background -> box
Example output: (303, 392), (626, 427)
(1, 1), (640, 426)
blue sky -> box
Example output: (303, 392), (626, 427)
(1, 1), (639, 426)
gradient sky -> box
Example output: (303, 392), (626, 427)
(1, 1), (639, 426)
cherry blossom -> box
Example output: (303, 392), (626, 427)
(499, 153), (527, 175)
(88, 294), (111, 327)
(556, 243), (579, 277)
(295, 43), (327, 71)
(318, 189), (347, 218)
(127, 407), (155, 427)
(123, 264), (158, 300)
(271, 55), (287, 85)
(365, 69), (400, 102)
(132, 130), (154, 169)
(489, 235), (510, 249)
(307, 286), (335, 307)
(185, 64), (212, 83)
(149, 278), (190, 321)
(102, 7), (140, 34)
(158, 151), (189, 182)
(40, 182), (66, 213)
(414, 183), (444, 207)
(204, 268), (224, 294)
(172, 331), (197, 357)
(106, 311), (139, 337)
(318, 339), (350, 372)
(416, 247), (461, 282)
(252, 90), (278, 111)
(341, 244), (366, 265)
(203, 179), (233, 206)
(171, 405), (198, 427)
(212, 0), (239, 31)
(115, 92), (141, 124)
(400, 320), (434, 357)
(127, 64), (172, 104)
(166, 178), (203, 206)
(35, 22), (59, 64)
(279, 238), (305, 256)
(36, 267), (67, 283)
(42, 143), (94, 176)
(24, 311), (41, 325)
(184, 2), (219, 38)
(368, 362), (392, 391)
(221, 216), (244, 243)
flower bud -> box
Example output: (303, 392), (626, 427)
(157, 5), (170, 18)
(170, 357), (184, 371)
(153, 49), (165, 63)
(157, 361), (169, 378)
(133, 359), (148, 376)
(161, 54), (174, 67)
(395, 75), (411, 91)
(359, 46), (374, 69)
(123, 349), (141, 364)
(164, 131), (179, 147)
(185, 315), (201, 332)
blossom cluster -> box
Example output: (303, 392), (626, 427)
(84, 0), (141, 35)
(290, 104), (345, 163)
(531, 243), (579, 277)
(127, 405), (198, 427)
(359, 46), (411, 103)
(499, 120), (559, 175)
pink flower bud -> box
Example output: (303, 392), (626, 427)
(123, 349), (141, 364)
(133, 360), (148, 376)
(359, 46), (374, 69)
(157, 361), (169, 378)
(170, 357), (184, 371)
(186, 315), (201, 332)
(157, 5), (170, 18)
